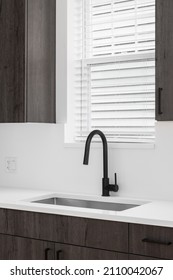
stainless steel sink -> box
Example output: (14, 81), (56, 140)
(32, 197), (140, 211)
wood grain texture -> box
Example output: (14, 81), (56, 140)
(128, 254), (160, 260)
(156, 0), (173, 120)
(129, 223), (173, 259)
(4, 209), (87, 246)
(26, 0), (56, 123)
(0, 0), (56, 123)
(85, 218), (128, 252)
(0, 0), (26, 122)
(0, 209), (128, 253)
(1, 208), (172, 260)
(0, 208), (7, 234)
(0, 234), (54, 260)
(55, 243), (128, 260)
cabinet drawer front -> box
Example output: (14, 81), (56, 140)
(86, 219), (128, 252)
(2, 209), (87, 246)
(129, 224), (173, 259)
(0, 209), (128, 252)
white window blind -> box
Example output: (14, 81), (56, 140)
(74, 0), (155, 143)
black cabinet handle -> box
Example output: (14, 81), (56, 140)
(45, 248), (54, 260)
(142, 238), (172, 246)
(57, 250), (63, 260)
(158, 87), (163, 115)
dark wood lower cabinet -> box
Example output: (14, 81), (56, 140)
(55, 243), (128, 260)
(0, 234), (54, 260)
(0, 208), (172, 260)
(0, 233), (128, 260)
(129, 223), (173, 259)
(0, 208), (128, 260)
(128, 254), (159, 260)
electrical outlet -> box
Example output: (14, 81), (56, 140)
(5, 157), (17, 173)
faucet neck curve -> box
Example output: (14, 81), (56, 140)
(83, 130), (108, 179)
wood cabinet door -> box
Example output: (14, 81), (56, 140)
(27, 0), (56, 123)
(0, 0), (26, 122)
(0, 0), (56, 123)
(55, 243), (128, 260)
(156, 0), (173, 120)
(0, 234), (54, 260)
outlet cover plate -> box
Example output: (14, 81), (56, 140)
(5, 157), (17, 173)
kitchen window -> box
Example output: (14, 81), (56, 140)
(65, 0), (155, 144)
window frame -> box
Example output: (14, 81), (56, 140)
(64, 0), (156, 149)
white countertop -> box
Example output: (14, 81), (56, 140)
(0, 186), (173, 228)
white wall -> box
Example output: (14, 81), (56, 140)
(0, 122), (173, 201)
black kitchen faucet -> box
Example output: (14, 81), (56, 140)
(83, 130), (119, 196)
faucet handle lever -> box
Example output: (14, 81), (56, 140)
(115, 173), (117, 184)
(114, 172), (119, 192)
(111, 173), (119, 192)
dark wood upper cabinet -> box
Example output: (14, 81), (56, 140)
(156, 0), (173, 120)
(0, 0), (56, 123)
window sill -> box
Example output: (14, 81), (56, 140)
(64, 142), (155, 150)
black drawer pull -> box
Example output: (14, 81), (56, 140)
(142, 238), (172, 246)
(57, 250), (63, 260)
(45, 248), (52, 260)
(158, 87), (163, 115)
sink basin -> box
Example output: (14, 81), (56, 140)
(32, 197), (140, 212)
